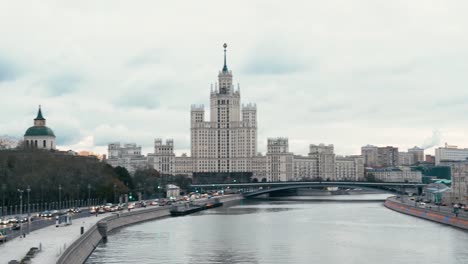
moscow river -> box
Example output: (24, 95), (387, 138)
(87, 196), (468, 264)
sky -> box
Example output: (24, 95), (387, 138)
(1, 0), (467, 156)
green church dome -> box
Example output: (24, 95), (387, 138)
(24, 126), (56, 137)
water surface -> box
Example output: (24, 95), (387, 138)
(87, 198), (468, 264)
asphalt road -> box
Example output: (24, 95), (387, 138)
(396, 196), (468, 219)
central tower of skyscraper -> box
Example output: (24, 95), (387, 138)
(191, 44), (257, 173)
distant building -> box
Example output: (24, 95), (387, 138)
(335, 155), (365, 181)
(361, 145), (399, 167)
(166, 184), (180, 199)
(266, 138), (293, 182)
(106, 143), (148, 174)
(408, 146), (424, 162)
(24, 106), (56, 150)
(367, 167), (422, 183)
(439, 160), (468, 205)
(435, 144), (468, 165)
(425, 155), (436, 163)
(377, 146), (399, 167)
(361, 145), (378, 167)
(398, 152), (415, 166)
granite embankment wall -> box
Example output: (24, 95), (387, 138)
(384, 198), (468, 231)
(57, 195), (243, 264)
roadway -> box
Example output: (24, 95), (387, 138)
(393, 195), (468, 220)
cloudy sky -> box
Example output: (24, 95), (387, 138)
(1, 0), (467, 156)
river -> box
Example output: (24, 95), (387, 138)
(86, 197), (468, 264)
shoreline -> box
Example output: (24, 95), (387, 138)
(384, 197), (468, 231)
(58, 194), (244, 264)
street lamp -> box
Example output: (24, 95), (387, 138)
(26, 185), (31, 234)
(1, 184), (5, 217)
(58, 184), (62, 210)
(113, 183), (117, 204)
(17, 189), (23, 237)
(87, 184), (91, 207)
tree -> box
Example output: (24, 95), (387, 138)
(113, 166), (134, 189)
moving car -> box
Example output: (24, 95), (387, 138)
(40, 211), (52, 217)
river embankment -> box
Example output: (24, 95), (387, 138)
(384, 197), (468, 231)
(57, 194), (243, 264)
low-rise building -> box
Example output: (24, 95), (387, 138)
(440, 160), (468, 205)
(367, 167), (422, 183)
(166, 184), (180, 199)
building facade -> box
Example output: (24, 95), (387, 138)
(24, 106), (56, 150)
(435, 144), (468, 165)
(440, 160), (468, 205)
(398, 152), (415, 166)
(190, 44), (257, 173)
(367, 167), (422, 183)
(106, 143), (148, 174)
(408, 146), (424, 162)
(361, 145), (398, 167)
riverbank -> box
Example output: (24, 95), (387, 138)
(384, 197), (468, 231)
(58, 194), (243, 264)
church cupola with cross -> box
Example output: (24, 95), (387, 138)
(24, 106), (56, 150)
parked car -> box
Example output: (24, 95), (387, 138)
(11, 223), (20, 230)
(8, 217), (18, 224)
(149, 200), (158, 206)
(139, 201), (147, 208)
(89, 207), (97, 214)
(0, 218), (9, 225)
(0, 231), (8, 242)
(127, 203), (135, 210)
(98, 207), (106, 214)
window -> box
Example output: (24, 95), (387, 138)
(43, 140), (46, 147)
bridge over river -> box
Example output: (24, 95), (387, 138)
(191, 181), (427, 197)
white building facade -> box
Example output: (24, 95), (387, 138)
(24, 106), (56, 150)
(435, 144), (468, 165)
(106, 143), (148, 174)
(368, 167), (422, 183)
(190, 44), (257, 173)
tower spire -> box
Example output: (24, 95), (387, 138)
(35, 105), (45, 120)
(222, 43), (228, 72)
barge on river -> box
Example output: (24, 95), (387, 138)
(170, 198), (223, 216)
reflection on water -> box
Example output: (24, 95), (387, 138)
(86, 198), (468, 264)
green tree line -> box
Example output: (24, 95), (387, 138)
(0, 149), (192, 207)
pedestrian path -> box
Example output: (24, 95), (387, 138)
(0, 213), (106, 264)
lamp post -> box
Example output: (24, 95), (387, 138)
(113, 183), (117, 204)
(18, 189), (23, 237)
(1, 184), (5, 217)
(58, 184), (62, 210)
(87, 184), (91, 207)
(27, 185), (31, 234)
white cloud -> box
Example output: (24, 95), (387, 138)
(1, 0), (467, 157)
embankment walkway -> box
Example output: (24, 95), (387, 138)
(0, 194), (243, 264)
